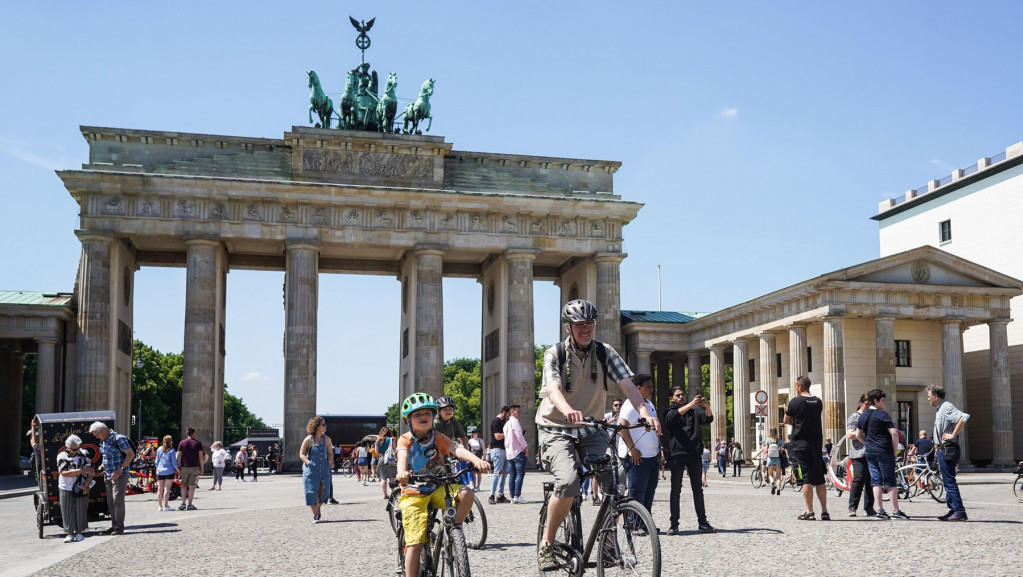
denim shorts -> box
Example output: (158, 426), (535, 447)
(865, 451), (896, 488)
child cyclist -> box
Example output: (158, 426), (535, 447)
(396, 393), (491, 577)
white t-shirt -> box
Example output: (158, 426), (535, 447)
(212, 448), (229, 468)
(616, 398), (660, 458)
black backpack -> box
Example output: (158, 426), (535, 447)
(555, 341), (610, 393)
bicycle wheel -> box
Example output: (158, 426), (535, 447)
(444, 526), (471, 577)
(340, 459), (354, 477)
(536, 500), (582, 577)
(387, 487), (402, 536)
(894, 467), (913, 501)
(750, 468), (763, 489)
(924, 472), (945, 503)
(1014, 475), (1023, 503)
(461, 496), (488, 549)
(597, 500), (661, 577)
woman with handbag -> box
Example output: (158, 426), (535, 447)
(376, 427), (397, 498)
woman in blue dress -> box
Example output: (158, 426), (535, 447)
(300, 416), (334, 522)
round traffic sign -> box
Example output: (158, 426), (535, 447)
(754, 389), (768, 404)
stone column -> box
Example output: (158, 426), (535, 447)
(989, 319), (1014, 467)
(687, 351), (702, 401)
(181, 239), (221, 446)
(594, 253), (625, 354)
(671, 359), (684, 391)
(876, 316), (896, 401)
(284, 242), (319, 470)
(634, 351), (652, 376)
(822, 316), (846, 446)
(414, 248), (445, 398)
(74, 231), (113, 411)
(709, 345), (727, 442)
(788, 324), (807, 381)
(0, 349), (24, 475)
(506, 250), (535, 450)
(35, 338), (59, 414)
(655, 360), (670, 413)
(758, 333), (778, 438)
(732, 339), (750, 459)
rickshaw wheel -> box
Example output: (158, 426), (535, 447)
(37, 502), (44, 539)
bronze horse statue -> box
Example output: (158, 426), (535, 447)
(307, 71), (334, 128)
(339, 71), (358, 130)
(403, 78), (434, 134)
(376, 72), (398, 133)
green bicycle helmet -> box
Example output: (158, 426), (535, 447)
(401, 392), (438, 421)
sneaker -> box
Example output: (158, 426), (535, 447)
(512, 496), (528, 504)
(937, 511), (954, 521)
(328, 498), (339, 505)
(875, 510), (890, 520)
(537, 544), (558, 572)
(157, 506), (164, 512)
(864, 508), (877, 517)
(697, 522), (717, 533)
(362, 481), (368, 486)
(187, 504), (197, 511)
(208, 487), (216, 491)
(848, 508), (856, 517)
(891, 510), (910, 520)
(771, 486), (776, 495)
(946, 512), (968, 522)
(75, 533), (84, 542)
(313, 513), (321, 523)
(178, 504), (186, 511)
(488, 495), (496, 505)
(164, 506), (174, 512)
(64, 535), (74, 543)
(592, 497), (601, 506)
(496, 494), (510, 504)
(666, 527), (679, 536)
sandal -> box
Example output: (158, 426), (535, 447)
(820, 512), (831, 521)
(797, 512), (815, 521)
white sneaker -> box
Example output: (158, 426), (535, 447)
(64, 535), (74, 543)
(157, 506), (164, 512)
(513, 496), (528, 504)
(362, 481), (368, 486)
(163, 506), (174, 512)
(75, 534), (84, 542)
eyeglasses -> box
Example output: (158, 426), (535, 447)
(571, 321), (595, 331)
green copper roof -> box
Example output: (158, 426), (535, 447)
(620, 310), (706, 325)
(0, 291), (73, 307)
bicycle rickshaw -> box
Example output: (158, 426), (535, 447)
(32, 411), (116, 539)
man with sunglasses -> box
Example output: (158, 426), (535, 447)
(535, 299), (660, 571)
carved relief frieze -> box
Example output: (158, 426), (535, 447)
(245, 203), (263, 222)
(557, 218), (576, 236)
(343, 209), (361, 226)
(470, 214), (487, 232)
(439, 213), (457, 230)
(138, 199), (159, 217)
(589, 220), (606, 238)
(208, 202), (226, 220)
(174, 199), (194, 218)
(529, 217), (547, 235)
(501, 216), (518, 233)
(278, 204), (297, 223)
(301, 149), (433, 179)
(375, 209), (394, 228)
(102, 196), (124, 215)
(408, 210), (427, 229)
(312, 206), (329, 226)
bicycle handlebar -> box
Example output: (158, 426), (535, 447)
(581, 416), (650, 432)
(408, 470), (473, 485)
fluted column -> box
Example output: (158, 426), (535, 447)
(0, 349), (24, 474)
(758, 333), (778, 439)
(284, 242), (319, 470)
(732, 339), (750, 459)
(875, 316), (896, 401)
(74, 231), (114, 411)
(788, 324), (807, 380)
(687, 351), (702, 401)
(709, 345), (727, 442)
(506, 250), (535, 450)
(654, 360), (669, 413)
(414, 248), (445, 398)
(594, 253), (625, 354)
(35, 338), (59, 414)
(989, 319), (1014, 466)
(822, 316), (846, 446)
(181, 239), (221, 445)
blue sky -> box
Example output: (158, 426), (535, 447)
(3, 1), (1021, 427)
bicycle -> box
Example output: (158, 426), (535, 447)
(536, 417), (661, 577)
(388, 479), (489, 549)
(898, 452), (945, 503)
(1013, 462), (1023, 503)
(749, 458), (765, 489)
(394, 469), (475, 577)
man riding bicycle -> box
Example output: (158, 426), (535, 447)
(535, 299), (661, 572)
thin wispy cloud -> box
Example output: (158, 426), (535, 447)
(241, 371), (269, 383)
(0, 137), (72, 171)
(719, 107), (738, 119)
(929, 158), (952, 169)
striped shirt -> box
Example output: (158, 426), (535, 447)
(98, 430), (133, 478)
(932, 400), (969, 441)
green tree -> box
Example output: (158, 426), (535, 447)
(384, 402), (400, 427)
(222, 387), (269, 445)
(443, 357), (481, 430)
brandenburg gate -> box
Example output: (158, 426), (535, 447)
(58, 125), (640, 464)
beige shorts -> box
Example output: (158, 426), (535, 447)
(179, 467), (200, 488)
(537, 428), (612, 498)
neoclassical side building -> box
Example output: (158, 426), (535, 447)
(619, 246), (1022, 468)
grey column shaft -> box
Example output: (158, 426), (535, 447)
(634, 352), (652, 376)
(284, 244), (319, 470)
(414, 249), (444, 398)
(506, 251), (535, 451)
(0, 351), (24, 474)
(709, 346), (727, 443)
(655, 361), (670, 413)
(759, 334), (778, 438)
(822, 317), (846, 445)
(35, 338), (59, 414)
(789, 325), (807, 380)
(732, 340), (750, 459)
(687, 351), (702, 401)
(182, 240), (220, 446)
(989, 320), (1014, 466)
(940, 321), (968, 465)
(876, 316), (896, 401)
(594, 254), (624, 354)
(75, 232), (113, 411)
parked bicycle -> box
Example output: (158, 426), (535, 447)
(894, 452), (945, 504)
(536, 417), (661, 577)
(394, 468), (476, 577)
(749, 457), (765, 489)
(1011, 461), (1023, 503)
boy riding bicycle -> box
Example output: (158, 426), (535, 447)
(535, 299), (661, 572)
(396, 392), (491, 577)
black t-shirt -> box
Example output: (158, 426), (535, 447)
(857, 408), (897, 455)
(785, 394), (823, 450)
(489, 417), (506, 450)
(662, 403), (713, 457)
(914, 436), (934, 460)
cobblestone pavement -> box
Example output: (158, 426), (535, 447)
(4, 470), (1022, 577)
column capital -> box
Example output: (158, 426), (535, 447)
(635, 349), (653, 358)
(34, 337), (59, 345)
(708, 343), (728, 352)
(74, 229), (115, 244)
(184, 237), (223, 249)
(821, 314), (845, 321)
(940, 319), (964, 327)
(785, 322), (809, 329)
(988, 318), (1012, 327)
(413, 245), (446, 257)
(285, 239), (321, 253)
(504, 248), (539, 261)
(593, 252), (627, 264)
(732, 336), (753, 345)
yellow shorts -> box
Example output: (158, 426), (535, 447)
(399, 484), (464, 545)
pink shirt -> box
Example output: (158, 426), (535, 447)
(503, 416), (527, 460)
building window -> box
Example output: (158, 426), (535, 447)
(806, 346), (812, 372)
(776, 353), (782, 378)
(939, 220), (951, 243)
(895, 340), (911, 367)
(749, 359), (756, 382)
